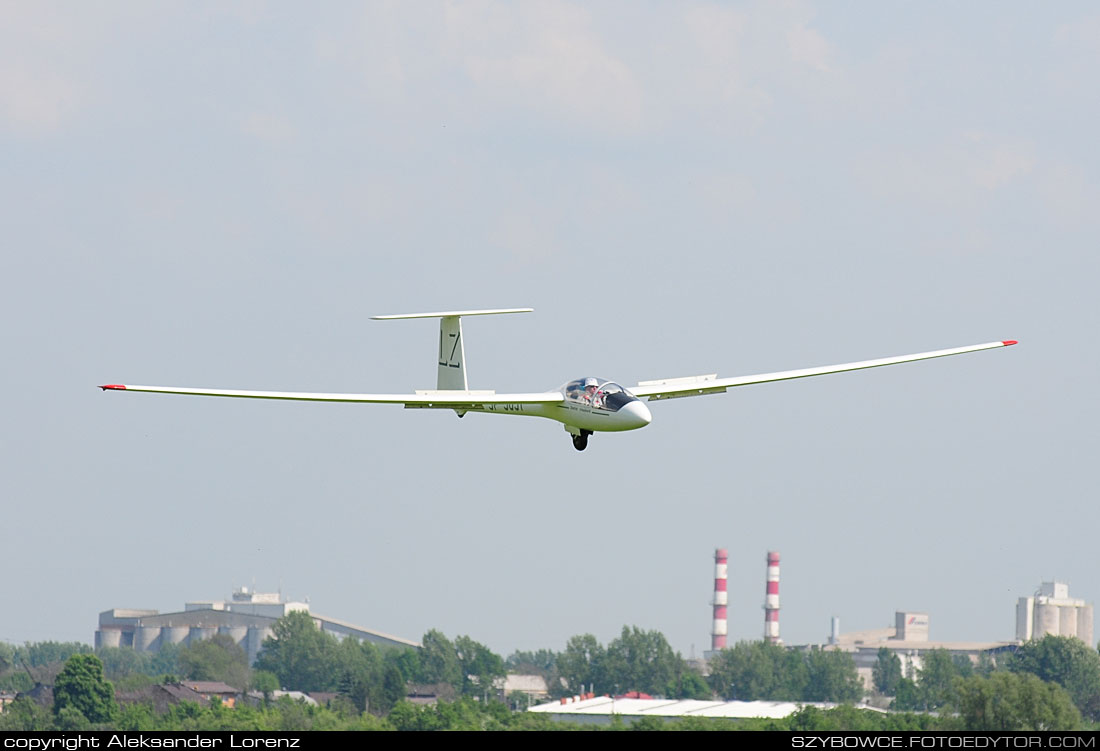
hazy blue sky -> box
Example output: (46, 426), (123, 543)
(2, 2), (1097, 659)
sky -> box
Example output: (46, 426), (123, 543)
(2, 1), (1098, 661)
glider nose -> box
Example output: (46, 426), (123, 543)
(621, 400), (652, 429)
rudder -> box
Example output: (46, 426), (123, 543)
(437, 316), (467, 390)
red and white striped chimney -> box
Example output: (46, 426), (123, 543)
(712, 548), (728, 651)
(764, 551), (780, 644)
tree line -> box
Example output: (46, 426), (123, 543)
(3, 619), (1100, 731)
(705, 640), (863, 703)
(510, 626), (711, 701)
(870, 634), (1100, 724)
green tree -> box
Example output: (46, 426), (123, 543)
(953, 654), (975, 678)
(785, 704), (939, 731)
(113, 673), (156, 693)
(55, 705), (92, 730)
(150, 642), (181, 677)
(556, 634), (604, 695)
(380, 664), (407, 713)
(668, 668), (712, 699)
(335, 638), (383, 713)
(96, 646), (152, 681)
(603, 626), (681, 697)
(803, 647), (862, 702)
(386, 700), (425, 731)
(53, 653), (117, 724)
(178, 634), (251, 689)
(892, 677), (920, 710)
(0, 671), (33, 693)
(329, 639), (410, 715)
(20, 641), (92, 667)
(707, 640), (807, 700)
(384, 647), (421, 685)
(0, 642), (14, 674)
(789, 705), (880, 731)
(0, 696), (52, 731)
(1009, 635), (1100, 720)
(909, 649), (960, 711)
(0, 642), (32, 693)
(506, 648), (557, 675)
(115, 702), (158, 731)
(954, 671), (1081, 730)
(975, 651), (998, 677)
(454, 635), (505, 699)
(417, 629), (462, 689)
(254, 611), (340, 692)
(872, 647), (902, 695)
(252, 670), (280, 702)
(629, 715), (667, 731)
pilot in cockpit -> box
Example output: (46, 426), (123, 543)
(583, 378), (599, 405)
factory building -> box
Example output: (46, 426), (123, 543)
(698, 549), (1092, 693)
(1016, 582), (1094, 645)
(798, 611), (1017, 690)
(97, 587), (420, 665)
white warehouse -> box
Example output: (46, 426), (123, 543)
(97, 587), (420, 665)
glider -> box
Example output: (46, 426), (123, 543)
(101, 308), (1016, 451)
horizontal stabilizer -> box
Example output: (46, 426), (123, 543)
(371, 308), (533, 320)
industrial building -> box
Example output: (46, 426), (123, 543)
(97, 587), (420, 664)
(701, 547), (1094, 691)
(1016, 582), (1094, 645)
(699, 549), (1053, 690)
(807, 583), (1094, 690)
(813, 611), (1017, 689)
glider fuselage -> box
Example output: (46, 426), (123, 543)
(479, 377), (652, 433)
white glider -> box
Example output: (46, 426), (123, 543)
(101, 308), (1016, 451)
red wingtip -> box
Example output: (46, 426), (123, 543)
(100, 384), (126, 391)
(1002, 340), (1018, 346)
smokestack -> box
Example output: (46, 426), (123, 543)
(712, 548), (728, 651)
(764, 551), (780, 644)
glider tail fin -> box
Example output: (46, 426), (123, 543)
(370, 308), (533, 391)
(437, 315), (467, 390)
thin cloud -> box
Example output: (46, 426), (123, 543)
(454, 1), (644, 134)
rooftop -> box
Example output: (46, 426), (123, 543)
(529, 695), (885, 720)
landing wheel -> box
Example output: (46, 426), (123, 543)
(572, 431), (590, 451)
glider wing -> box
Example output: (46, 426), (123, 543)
(99, 384), (563, 409)
(631, 340), (1017, 401)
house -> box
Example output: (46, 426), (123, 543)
(180, 681), (241, 708)
(116, 683), (208, 714)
